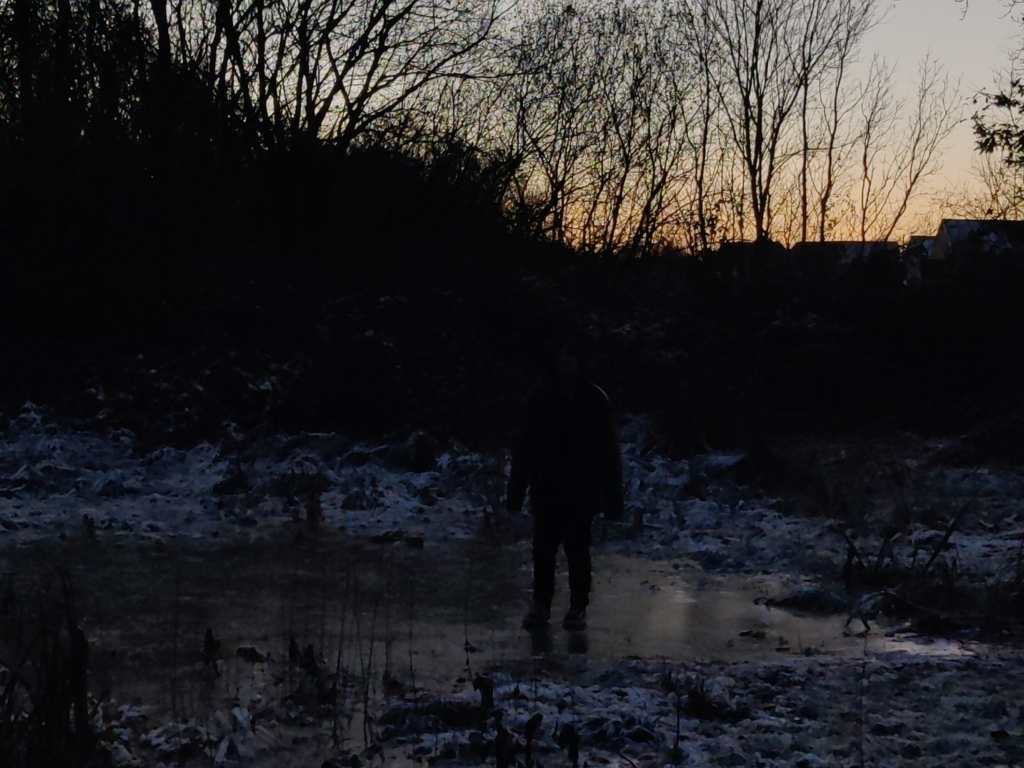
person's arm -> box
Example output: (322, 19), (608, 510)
(602, 398), (625, 520)
(507, 395), (533, 513)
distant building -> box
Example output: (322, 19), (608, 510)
(790, 241), (899, 281)
(932, 218), (1024, 267)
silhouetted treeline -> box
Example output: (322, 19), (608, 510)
(1, 0), (1023, 454)
(0, 0), (539, 440)
(0, 0), (514, 329)
(1, 0), (965, 267)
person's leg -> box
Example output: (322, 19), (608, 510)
(563, 511), (593, 611)
(526, 508), (560, 625)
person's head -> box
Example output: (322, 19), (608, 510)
(540, 327), (589, 390)
(553, 342), (581, 384)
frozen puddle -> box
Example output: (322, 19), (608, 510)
(1, 540), (974, 709)
(587, 558), (977, 661)
(2, 536), (1008, 767)
(396, 554), (973, 667)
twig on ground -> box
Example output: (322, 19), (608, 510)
(921, 505), (969, 577)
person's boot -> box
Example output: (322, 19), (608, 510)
(562, 605), (587, 631)
(522, 600), (551, 629)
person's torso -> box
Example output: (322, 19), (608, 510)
(528, 381), (608, 505)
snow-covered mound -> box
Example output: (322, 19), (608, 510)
(377, 650), (1024, 768)
(2, 405), (1023, 594)
(0, 404), (507, 544)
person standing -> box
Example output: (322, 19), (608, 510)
(507, 334), (625, 631)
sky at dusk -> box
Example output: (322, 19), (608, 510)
(865, 0), (1021, 229)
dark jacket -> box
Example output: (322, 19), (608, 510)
(508, 378), (624, 518)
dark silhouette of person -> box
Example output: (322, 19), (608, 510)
(507, 332), (624, 631)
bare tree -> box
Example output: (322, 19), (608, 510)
(795, 0), (875, 242)
(497, 1), (603, 243)
(587, 0), (694, 255)
(490, 0), (696, 254)
(701, 0), (864, 242)
(811, 32), (862, 242)
(934, 154), (1024, 220)
(793, 0), (876, 242)
(162, 0), (503, 150)
(856, 54), (961, 242)
(673, 0), (722, 254)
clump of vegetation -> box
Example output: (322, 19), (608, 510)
(662, 674), (750, 725)
(0, 571), (99, 768)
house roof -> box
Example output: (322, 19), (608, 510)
(937, 218), (1024, 253)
